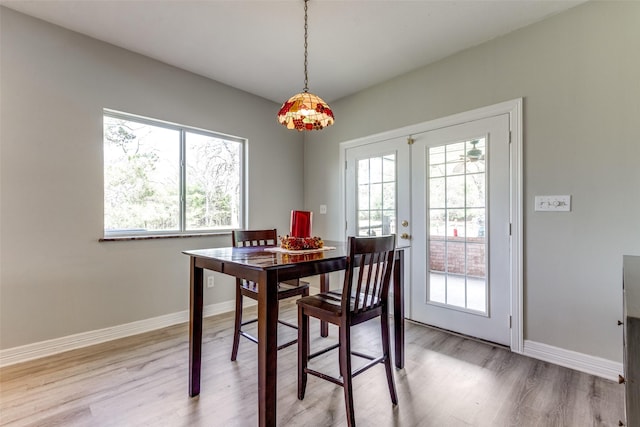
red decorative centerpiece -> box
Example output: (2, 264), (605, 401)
(279, 235), (324, 250)
(281, 209), (323, 249)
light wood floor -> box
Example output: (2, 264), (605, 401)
(0, 302), (625, 426)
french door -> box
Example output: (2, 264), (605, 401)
(343, 101), (521, 349)
(410, 114), (511, 346)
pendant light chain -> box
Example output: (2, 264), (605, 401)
(303, 0), (309, 93)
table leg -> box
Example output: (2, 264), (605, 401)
(393, 251), (405, 369)
(257, 269), (279, 427)
(320, 273), (329, 337)
(189, 257), (204, 396)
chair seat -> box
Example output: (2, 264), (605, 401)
(297, 291), (381, 325)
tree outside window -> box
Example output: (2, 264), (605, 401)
(103, 111), (243, 237)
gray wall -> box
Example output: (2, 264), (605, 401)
(304, 0), (640, 362)
(2, 1), (639, 366)
(0, 8), (304, 349)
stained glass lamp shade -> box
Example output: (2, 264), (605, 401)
(277, 92), (334, 131)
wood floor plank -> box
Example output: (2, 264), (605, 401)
(0, 303), (625, 426)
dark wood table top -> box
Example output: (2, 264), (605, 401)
(183, 241), (348, 272)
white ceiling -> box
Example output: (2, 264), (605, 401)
(1, 0), (586, 104)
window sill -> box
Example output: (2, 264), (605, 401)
(99, 232), (230, 242)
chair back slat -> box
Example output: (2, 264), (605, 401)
(364, 254), (373, 303)
(369, 252), (383, 304)
(354, 254), (366, 312)
(342, 235), (396, 316)
(232, 229), (278, 247)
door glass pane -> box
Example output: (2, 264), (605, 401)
(429, 272), (446, 304)
(430, 163), (446, 178)
(427, 138), (487, 314)
(371, 209), (382, 236)
(467, 173), (485, 208)
(369, 157), (382, 183)
(382, 154), (395, 181)
(358, 211), (370, 237)
(446, 242), (465, 275)
(467, 277), (486, 312)
(446, 142), (465, 176)
(466, 208), (485, 240)
(358, 183), (370, 210)
(466, 243), (486, 277)
(383, 183), (395, 210)
(429, 177), (445, 208)
(429, 209), (446, 237)
(446, 275), (466, 308)
(357, 159), (369, 185)
(446, 175), (465, 208)
(370, 183), (383, 211)
(357, 154), (396, 237)
(447, 208), (465, 238)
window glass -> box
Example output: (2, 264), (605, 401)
(103, 111), (244, 237)
(185, 131), (241, 231)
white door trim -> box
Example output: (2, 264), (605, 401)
(339, 98), (523, 353)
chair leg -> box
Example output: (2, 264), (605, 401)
(381, 312), (398, 405)
(339, 323), (356, 427)
(298, 307), (309, 400)
(230, 284), (243, 361)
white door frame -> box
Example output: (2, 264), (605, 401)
(339, 98), (523, 353)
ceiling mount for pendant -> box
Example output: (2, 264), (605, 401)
(276, 0), (335, 131)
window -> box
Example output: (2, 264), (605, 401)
(103, 110), (244, 237)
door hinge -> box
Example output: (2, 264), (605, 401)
(345, 160), (348, 170)
(407, 136), (414, 145)
(509, 223), (512, 236)
(509, 131), (512, 144)
(509, 315), (512, 328)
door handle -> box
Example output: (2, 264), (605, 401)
(400, 233), (411, 240)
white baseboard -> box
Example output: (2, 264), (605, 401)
(523, 340), (622, 381)
(0, 287), (323, 369)
(2, 310), (623, 383)
(0, 300), (243, 368)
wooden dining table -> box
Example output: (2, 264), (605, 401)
(183, 241), (405, 427)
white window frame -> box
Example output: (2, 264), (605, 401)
(103, 109), (246, 238)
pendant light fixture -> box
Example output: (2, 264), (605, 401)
(277, 0), (334, 131)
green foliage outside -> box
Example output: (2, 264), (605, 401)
(104, 116), (240, 234)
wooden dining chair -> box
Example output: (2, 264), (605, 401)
(230, 229), (310, 361)
(296, 235), (398, 426)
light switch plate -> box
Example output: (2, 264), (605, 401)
(319, 204), (327, 214)
(535, 195), (571, 212)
